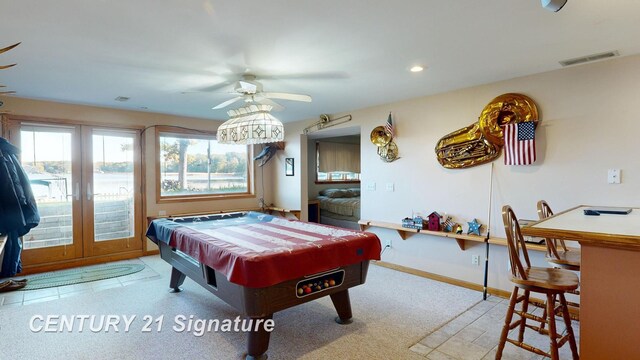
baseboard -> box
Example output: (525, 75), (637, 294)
(373, 261), (579, 317)
(144, 249), (160, 256)
(20, 250), (146, 275)
(373, 260), (509, 298)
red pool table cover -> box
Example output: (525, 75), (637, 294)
(146, 212), (381, 288)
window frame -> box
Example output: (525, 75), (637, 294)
(155, 126), (254, 203)
(314, 142), (361, 185)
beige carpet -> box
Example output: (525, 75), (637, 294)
(0, 256), (481, 359)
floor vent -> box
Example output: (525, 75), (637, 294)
(559, 51), (619, 67)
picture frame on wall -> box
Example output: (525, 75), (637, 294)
(285, 158), (294, 176)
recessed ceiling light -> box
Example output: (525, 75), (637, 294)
(410, 65), (424, 73)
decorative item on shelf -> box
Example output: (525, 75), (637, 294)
(455, 224), (463, 234)
(402, 216), (424, 230)
(434, 93), (539, 169)
(427, 212), (442, 231)
(442, 216), (456, 233)
(370, 112), (399, 162)
(467, 218), (483, 236)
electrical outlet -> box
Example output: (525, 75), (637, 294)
(158, 210), (167, 216)
(472, 255), (479, 265)
(385, 238), (392, 248)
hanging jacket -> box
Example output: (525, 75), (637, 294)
(0, 137), (40, 277)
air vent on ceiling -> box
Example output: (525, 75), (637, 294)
(559, 51), (619, 67)
(114, 96), (130, 102)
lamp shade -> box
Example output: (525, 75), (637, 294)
(217, 104), (284, 145)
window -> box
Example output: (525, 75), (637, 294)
(157, 127), (251, 200)
(316, 141), (361, 184)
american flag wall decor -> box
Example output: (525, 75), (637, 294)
(503, 121), (536, 165)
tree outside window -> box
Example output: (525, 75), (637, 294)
(158, 129), (251, 199)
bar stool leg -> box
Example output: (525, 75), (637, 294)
(546, 293), (560, 360)
(559, 293), (579, 360)
(496, 287), (519, 359)
(518, 290), (530, 342)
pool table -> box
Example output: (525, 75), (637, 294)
(146, 212), (381, 359)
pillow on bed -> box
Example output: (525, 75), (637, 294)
(319, 188), (361, 198)
(347, 188), (361, 197)
(319, 189), (350, 198)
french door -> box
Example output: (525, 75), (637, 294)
(5, 120), (142, 266)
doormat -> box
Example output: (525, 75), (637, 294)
(19, 263), (145, 290)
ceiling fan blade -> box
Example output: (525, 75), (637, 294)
(183, 81), (233, 94)
(259, 71), (349, 80)
(212, 96), (244, 110)
(0, 42), (21, 54)
(257, 98), (285, 111)
(0, 64), (17, 70)
(262, 92), (312, 102)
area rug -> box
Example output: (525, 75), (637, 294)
(19, 263), (145, 290)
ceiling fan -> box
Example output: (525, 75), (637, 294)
(211, 74), (312, 111)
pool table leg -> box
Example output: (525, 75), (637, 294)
(330, 289), (353, 324)
(246, 314), (273, 360)
(169, 267), (186, 292)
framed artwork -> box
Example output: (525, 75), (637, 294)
(285, 158), (294, 176)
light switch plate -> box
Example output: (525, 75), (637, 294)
(608, 169), (621, 184)
(366, 182), (376, 191)
(385, 183), (394, 192)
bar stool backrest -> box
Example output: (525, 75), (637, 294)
(502, 205), (531, 281)
(537, 200), (568, 260)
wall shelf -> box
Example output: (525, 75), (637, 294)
(359, 219), (552, 253)
(359, 219), (485, 250)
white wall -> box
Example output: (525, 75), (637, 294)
(278, 54), (640, 293)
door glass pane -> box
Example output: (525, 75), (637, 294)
(20, 128), (73, 249)
(92, 133), (135, 241)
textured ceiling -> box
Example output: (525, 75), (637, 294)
(1, 0), (639, 122)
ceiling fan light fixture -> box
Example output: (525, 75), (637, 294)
(410, 65), (424, 73)
(217, 104), (284, 145)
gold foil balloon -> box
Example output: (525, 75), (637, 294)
(435, 93), (538, 169)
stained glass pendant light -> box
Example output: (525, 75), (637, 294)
(216, 104), (284, 145)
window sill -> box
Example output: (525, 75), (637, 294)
(314, 180), (361, 185)
(157, 193), (256, 203)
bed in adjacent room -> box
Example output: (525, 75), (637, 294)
(316, 188), (361, 230)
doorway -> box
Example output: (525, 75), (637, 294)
(5, 119), (143, 267)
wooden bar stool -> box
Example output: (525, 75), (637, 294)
(537, 200), (581, 272)
(495, 205), (579, 360)
(536, 200), (581, 331)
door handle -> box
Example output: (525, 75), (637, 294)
(74, 183), (80, 201)
(87, 183), (92, 201)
